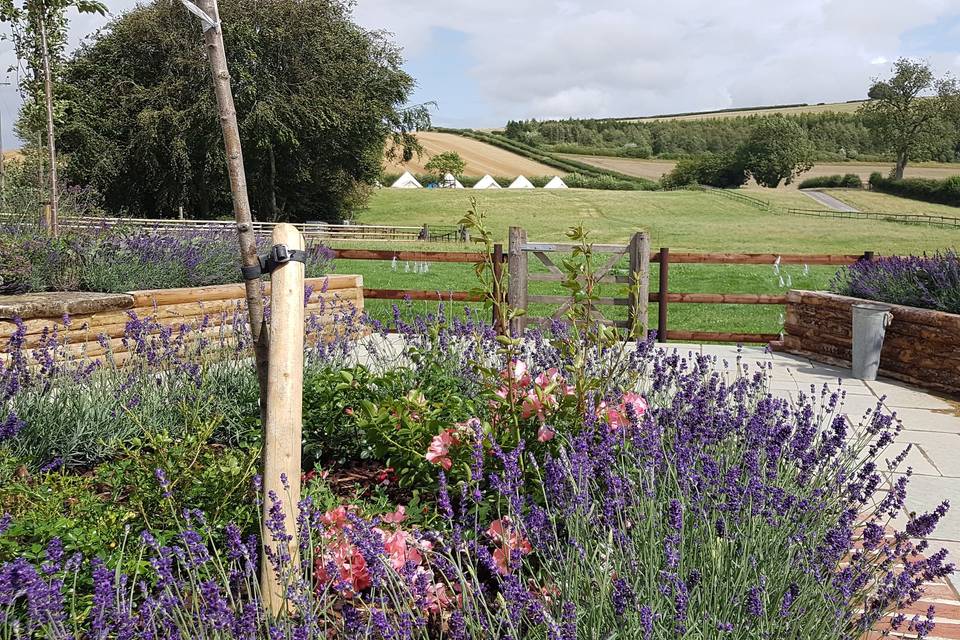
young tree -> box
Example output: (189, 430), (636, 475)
(860, 58), (960, 179)
(424, 151), (466, 181)
(54, 0), (428, 222)
(0, 0), (106, 227)
(737, 117), (814, 188)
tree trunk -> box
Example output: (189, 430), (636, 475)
(268, 145), (279, 221)
(195, 0), (270, 426)
(895, 152), (908, 180)
(38, 16), (58, 235)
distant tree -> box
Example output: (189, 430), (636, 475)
(661, 152), (747, 189)
(0, 0), (107, 222)
(737, 117), (814, 188)
(424, 151), (465, 181)
(860, 58), (960, 179)
(53, 0), (429, 222)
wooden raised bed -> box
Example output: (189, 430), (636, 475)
(0, 275), (363, 360)
(783, 290), (960, 394)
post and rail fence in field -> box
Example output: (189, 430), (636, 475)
(785, 208), (960, 228)
(2, 212), (469, 244)
(332, 236), (876, 345)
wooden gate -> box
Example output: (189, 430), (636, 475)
(506, 227), (650, 338)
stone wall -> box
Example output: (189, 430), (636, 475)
(783, 290), (960, 395)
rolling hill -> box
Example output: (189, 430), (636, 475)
(619, 100), (869, 122)
(384, 131), (557, 177)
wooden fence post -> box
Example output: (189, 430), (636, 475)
(507, 227), (528, 337)
(492, 243), (505, 335)
(657, 247), (669, 343)
(627, 232), (650, 339)
(41, 202), (56, 236)
(260, 223), (305, 614)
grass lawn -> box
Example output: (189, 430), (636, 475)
(338, 189), (960, 339)
(356, 188), (958, 252)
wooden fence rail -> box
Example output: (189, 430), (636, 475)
(785, 208), (960, 229)
(332, 241), (874, 345)
(1, 213), (466, 243)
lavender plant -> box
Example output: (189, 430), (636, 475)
(0, 341), (952, 638)
(830, 251), (960, 314)
(0, 224), (335, 294)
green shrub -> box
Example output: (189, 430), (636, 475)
(0, 419), (258, 566)
(661, 153), (748, 189)
(560, 172), (652, 190)
(302, 366), (404, 467)
(870, 173), (960, 207)
(798, 173), (863, 189)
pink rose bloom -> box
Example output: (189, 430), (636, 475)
(623, 392), (648, 419)
(426, 429), (459, 470)
(537, 425), (556, 442)
(381, 506), (407, 524)
(425, 581), (453, 613)
(317, 542), (371, 595)
(320, 505), (350, 529)
(487, 518), (533, 575)
(603, 403), (630, 431)
(534, 368), (563, 388)
(501, 359), (531, 387)
(521, 392), (543, 420)
(383, 530), (422, 570)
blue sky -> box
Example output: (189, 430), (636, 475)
(0, 1), (959, 143)
(403, 28), (493, 127)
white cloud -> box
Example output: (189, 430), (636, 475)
(0, 0), (958, 140)
(351, 0), (960, 121)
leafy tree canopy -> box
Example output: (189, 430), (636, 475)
(0, 0), (106, 137)
(860, 58), (960, 179)
(424, 151), (465, 179)
(737, 117), (814, 188)
(53, 0), (429, 221)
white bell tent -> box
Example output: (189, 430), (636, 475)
(508, 176), (535, 189)
(473, 175), (502, 189)
(543, 176), (568, 189)
(391, 171), (423, 189)
(441, 172), (465, 189)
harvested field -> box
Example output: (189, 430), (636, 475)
(385, 131), (556, 177)
(560, 154), (960, 190)
(622, 100), (868, 122)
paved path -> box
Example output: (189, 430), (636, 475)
(668, 343), (960, 637)
(800, 189), (860, 211)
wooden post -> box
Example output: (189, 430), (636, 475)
(657, 247), (670, 343)
(41, 203), (55, 236)
(492, 243), (505, 335)
(38, 15), (59, 228)
(193, 0), (270, 428)
(507, 227), (528, 336)
(260, 223), (305, 613)
(627, 232), (650, 339)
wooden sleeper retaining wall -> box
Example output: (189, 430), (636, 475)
(783, 290), (960, 395)
(0, 275), (363, 358)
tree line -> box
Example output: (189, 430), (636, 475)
(2, 0), (426, 223)
(504, 62), (960, 170)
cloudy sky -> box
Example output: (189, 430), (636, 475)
(0, 0), (958, 144)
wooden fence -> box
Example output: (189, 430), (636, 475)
(332, 230), (873, 344)
(5, 213), (466, 243)
(785, 208), (960, 228)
